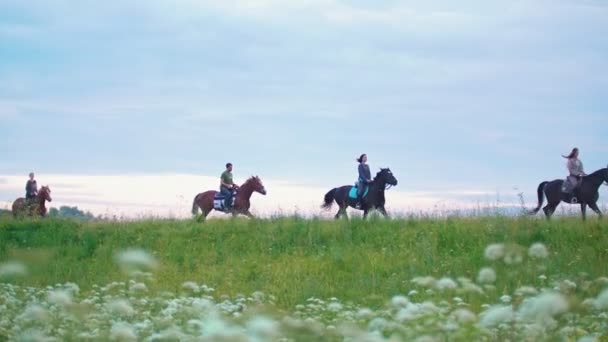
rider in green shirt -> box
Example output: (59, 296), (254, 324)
(220, 163), (238, 208)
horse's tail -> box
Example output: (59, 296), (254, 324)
(191, 194), (200, 216)
(529, 181), (548, 214)
(321, 188), (336, 210)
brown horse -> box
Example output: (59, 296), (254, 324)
(191, 176), (267, 221)
(12, 186), (53, 217)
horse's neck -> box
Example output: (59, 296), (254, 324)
(586, 169), (606, 187)
(237, 183), (254, 200)
(38, 195), (46, 208)
(370, 179), (386, 195)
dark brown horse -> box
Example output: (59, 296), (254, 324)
(530, 166), (608, 220)
(12, 186), (53, 217)
(191, 176), (267, 221)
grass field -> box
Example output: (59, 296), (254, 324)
(1, 216), (607, 340)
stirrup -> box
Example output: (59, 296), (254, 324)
(570, 197), (578, 204)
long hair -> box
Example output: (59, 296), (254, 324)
(562, 148), (579, 159)
(356, 154), (367, 163)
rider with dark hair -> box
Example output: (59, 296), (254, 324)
(25, 172), (38, 201)
(356, 154), (372, 208)
(562, 148), (585, 199)
(220, 163), (238, 208)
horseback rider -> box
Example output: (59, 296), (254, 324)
(220, 163), (238, 209)
(25, 172), (38, 203)
(356, 154), (372, 208)
(562, 148), (586, 199)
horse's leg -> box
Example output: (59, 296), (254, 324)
(244, 210), (255, 219)
(588, 202), (603, 218)
(363, 209), (369, 219)
(543, 204), (556, 220)
(580, 203), (587, 220)
(378, 206), (389, 218)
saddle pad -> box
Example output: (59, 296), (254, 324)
(213, 199), (225, 210)
(348, 186), (369, 199)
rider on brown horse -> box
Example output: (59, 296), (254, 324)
(26, 172), (38, 204)
(220, 163), (239, 209)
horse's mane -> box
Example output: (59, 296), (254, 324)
(243, 176), (262, 185)
(585, 168), (608, 179)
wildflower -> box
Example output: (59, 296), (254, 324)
(594, 288), (608, 310)
(0, 261), (28, 278)
(246, 316), (280, 339)
(484, 244), (505, 261)
(47, 289), (73, 307)
(390, 295), (409, 308)
(182, 281), (200, 293)
(412, 276), (436, 287)
(528, 243), (549, 259)
(518, 292), (569, 323)
(114, 249), (158, 273)
(477, 268), (497, 284)
(110, 322), (137, 341)
(451, 309), (477, 323)
(106, 299), (135, 317)
(500, 295), (512, 304)
(436, 277), (458, 291)
(478, 305), (514, 328)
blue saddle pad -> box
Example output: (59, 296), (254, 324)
(348, 186), (368, 199)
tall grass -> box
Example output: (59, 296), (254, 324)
(1, 216), (605, 309)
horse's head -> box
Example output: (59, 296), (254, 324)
(248, 176), (267, 195)
(39, 186), (52, 202)
(376, 168), (398, 187)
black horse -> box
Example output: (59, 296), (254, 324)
(322, 168), (398, 219)
(530, 166), (608, 220)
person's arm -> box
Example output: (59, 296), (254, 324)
(358, 164), (366, 181)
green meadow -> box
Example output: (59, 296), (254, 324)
(1, 216), (607, 340)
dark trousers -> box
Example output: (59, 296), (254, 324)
(220, 187), (234, 207)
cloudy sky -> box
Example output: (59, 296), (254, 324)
(1, 0), (606, 217)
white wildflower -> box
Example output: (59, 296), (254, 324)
(246, 316), (279, 339)
(0, 261), (28, 278)
(477, 267), (497, 284)
(114, 249), (158, 272)
(412, 276), (436, 288)
(500, 295), (512, 304)
(129, 282), (147, 293)
(327, 302), (343, 312)
(182, 281), (200, 293)
(391, 295), (409, 308)
(515, 286), (539, 297)
(47, 289), (73, 307)
(106, 299), (135, 317)
(528, 243), (549, 259)
(479, 305), (514, 328)
(594, 288), (608, 310)
(21, 304), (49, 322)
(357, 308), (374, 320)
(518, 292), (569, 323)
(436, 277), (458, 291)
(451, 309), (477, 323)
(484, 244), (505, 261)
(110, 322), (137, 341)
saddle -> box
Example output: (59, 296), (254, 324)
(213, 192), (236, 211)
(348, 184), (369, 200)
(562, 176), (582, 203)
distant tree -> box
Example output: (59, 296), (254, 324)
(0, 208), (10, 217)
(49, 206), (95, 220)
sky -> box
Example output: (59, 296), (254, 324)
(1, 0), (607, 217)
